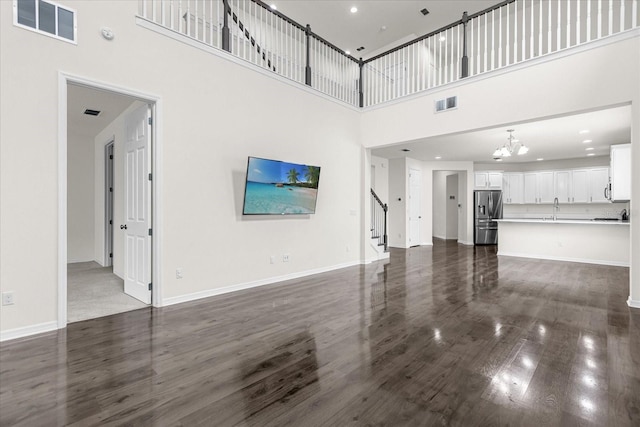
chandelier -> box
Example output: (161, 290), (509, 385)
(493, 129), (529, 159)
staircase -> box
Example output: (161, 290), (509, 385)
(371, 189), (389, 260)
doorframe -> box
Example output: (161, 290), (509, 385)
(58, 72), (163, 328)
(104, 139), (114, 267)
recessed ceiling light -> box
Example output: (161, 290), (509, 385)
(435, 156), (442, 160)
(421, 8), (429, 15)
(401, 148), (410, 152)
(582, 139), (592, 143)
(587, 153), (595, 156)
(585, 147), (594, 151)
(350, 6), (358, 13)
(579, 129), (590, 134)
(270, 4), (277, 10)
(536, 158), (544, 161)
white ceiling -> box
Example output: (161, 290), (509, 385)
(68, 84), (137, 140)
(371, 105), (632, 163)
(270, 0), (497, 58)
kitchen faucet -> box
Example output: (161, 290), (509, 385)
(553, 197), (559, 221)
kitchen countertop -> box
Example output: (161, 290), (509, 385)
(497, 218), (630, 225)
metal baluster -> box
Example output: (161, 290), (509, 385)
(620, 0), (625, 31)
(506, 2), (510, 64)
(576, 0), (581, 45)
(521, 0), (525, 60)
(484, 13), (488, 72)
(548, 0), (552, 53)
(633, 0), (638, 28)
(538, 0), (542, 56)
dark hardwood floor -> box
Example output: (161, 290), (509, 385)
(1, 241), (639, 426)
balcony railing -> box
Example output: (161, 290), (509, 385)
(138, 0), (640, 108)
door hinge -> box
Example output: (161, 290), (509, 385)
(109, 220), (112, 225)
(148, 228), (152, 236)
(109, 187), (113, 192)
(148, 173), (152, 181)
(109, 155), (113, 160)
(148, 117), (153, 125)
(148, 283), (152, 291)
(109, 252), (113, 258)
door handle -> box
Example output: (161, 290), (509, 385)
(120, 225), (127, 230)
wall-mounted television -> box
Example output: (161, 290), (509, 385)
(242, 157), (321, 215)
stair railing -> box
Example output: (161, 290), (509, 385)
(371, 189), (388, 252)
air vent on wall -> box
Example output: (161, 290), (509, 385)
(421, 8), (430, 16)
(83, 109), (101, 116)
(435, 96), (457, 112)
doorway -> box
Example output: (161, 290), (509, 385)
(409, 168), (421, 246)
(60, 74), (160, 327)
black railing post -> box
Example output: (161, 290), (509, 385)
(222, 0), (231, 52)
(358, 58), (364, 108)
(461, 11), (469, 78)
(383, 204), (388, 252)
(305, 25), (312, 86)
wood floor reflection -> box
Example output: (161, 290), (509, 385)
(1, 241), (639, 426)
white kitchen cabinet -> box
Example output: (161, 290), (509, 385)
(590, 167), (610, 203)
(475, 172), (502, 189)
(538, 172), (555, 203)
(524, 171), (554, 204)
(502, 173), (523, 204)
(523, 173), (537, 203)
(554, 170), (572, 203)
(571, 169), (589, 203)
(610, 143), (631, 201)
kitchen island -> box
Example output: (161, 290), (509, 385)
(497, 218), (630, 266)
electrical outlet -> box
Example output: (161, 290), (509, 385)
(283, 254), (290, 262)
(2, 292), (14, 305)
(176, 268), (183, 279)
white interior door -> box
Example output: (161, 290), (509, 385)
(409, 168), (421, 247)
(123, 104), (152, 304)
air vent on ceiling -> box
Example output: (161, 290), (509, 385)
(421, 8), (430, 16)
(435, 96), (457, 113)
(83, 109), (101, 116)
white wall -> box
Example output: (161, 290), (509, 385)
(0, 0), (362, 333)
(67, 130), (95, 263)
(370, 155), (389, 204)
(432, 171), (447, 239)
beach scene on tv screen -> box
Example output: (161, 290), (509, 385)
(243, 157), (320, 214)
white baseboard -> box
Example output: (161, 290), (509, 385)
(458, 240), (474, 246)
(497, 250), (630, 267)
(0, 321), (58, 342)
(162, 260), (361, 307)
(628, 298), (640, 309)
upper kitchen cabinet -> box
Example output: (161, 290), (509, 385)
(609, 143), (631, 202)
(554, 170), (571, 203)
(524, 171), (554, 204)
(475, 172), (502, 189)
(590, 167), (610, 203)
(503, 173), (523, 204)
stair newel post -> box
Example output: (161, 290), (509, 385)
(383, 203), (388, 252)
(461, 11), (469, 78)
(222, 0), (231, 52)
(358, 58), (364, 108)
(305, 25), (312, 86)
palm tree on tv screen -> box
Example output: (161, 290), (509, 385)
(287, 168), (299, 184)
(305, 166), (320, 187)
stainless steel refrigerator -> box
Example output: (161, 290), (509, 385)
(474, 190), (503, 245)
